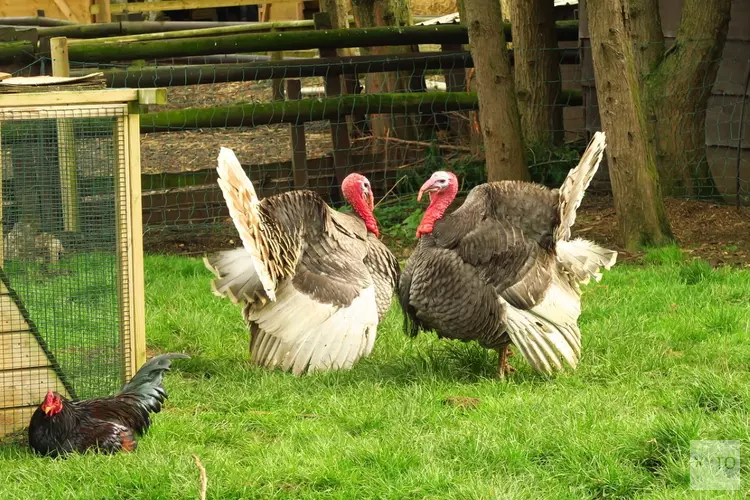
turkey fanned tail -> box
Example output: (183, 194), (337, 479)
(216, 147), (278, 301)
(556, 238), (617, 285)
(555, 131), (607, 242)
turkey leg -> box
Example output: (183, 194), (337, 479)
(497, 345), (516, 378)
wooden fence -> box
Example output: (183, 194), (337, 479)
(0, 17), (587, 232)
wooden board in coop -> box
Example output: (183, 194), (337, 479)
(0, 280), (70, 438)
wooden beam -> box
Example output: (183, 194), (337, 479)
(49, 37), (70, 77)
(50, 37), (80, 233)
(111, 0), (303, 15)
(137, 88), (167, 105)
(126, 104), (147, 377)
(0, 121), (3, 265)
(94, 0), (112, 23)
(286, 79), (308, 189)
(52, 0), (80, 23)
(0, 89), (141, 108)
(314, 12), (350, 202)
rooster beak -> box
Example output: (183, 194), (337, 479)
(41, 405), (52, 415)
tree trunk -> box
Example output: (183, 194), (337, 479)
(351, 0), (416, 140)
(587, 0), (674, 250)
(464, 0), (528, 181)
(510, 0), (564, 146)
(644, 0), (731, 198)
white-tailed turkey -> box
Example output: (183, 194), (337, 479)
(204, 147), (399, 375)
(398, 132), (617, 377)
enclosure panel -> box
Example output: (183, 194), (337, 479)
(0, 332), (51, 371)
(0, 102), (132, 437)
(0, 407), (35, 438)
(0, 295), (27, 333)
(0, 368), (69, 408)
(0, 0), (93, 23)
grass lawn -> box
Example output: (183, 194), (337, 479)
(1, 247), (749, 499)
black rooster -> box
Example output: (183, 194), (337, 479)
(28, 353), (189, 457)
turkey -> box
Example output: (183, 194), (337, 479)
(398, 132), (617, 377)
(204, 147), (399, 375)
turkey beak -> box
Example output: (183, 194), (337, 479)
(417, 180), (439, 202)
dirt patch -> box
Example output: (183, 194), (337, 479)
(144, 195), (750, 268)
(573, 196), (750, 268)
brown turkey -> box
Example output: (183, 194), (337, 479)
(204, 147), (399, 375)
(28, 353), (189, 457)
(398, 132), (616, 377)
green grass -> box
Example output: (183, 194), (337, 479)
(1, 248), (749, 499)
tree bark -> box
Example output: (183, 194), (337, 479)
(643, 0), (731, 198)
(464, 0), (528, 181)
(510, 0), (564, 146)
(587, 0), (674, 249)
(351, 0), (416, 140)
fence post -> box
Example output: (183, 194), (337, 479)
(94, 0), (112, 23)
(313, 12), (351, 203)
(270, 26), (285, 101)
(286, 79), (308, 189)
(441, 43), (469, 139)
(50, 37), (80, 233)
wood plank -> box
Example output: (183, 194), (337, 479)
(0, 406), (35, 438)
(94, 0), (112, 23)
(52, 0), (80, 22)
(114, 114), (130, 384)
(0, 332), (53, 371)
(0, 295), (28, 334)
(137, 89), (167, 105)
(0, 103), (126, 120)
(286, 79), (308, 189)
(51, 36), (81, 234)
(125, 109), (147, 378)
(706, 145), (750, 205)
(111, 0), (304, 15)
(314, 12), (351, 203)
(0, 367), (67, 408)
(50, 37), (70, 78)
(0, 90), (139, 108)
(0, 120), (3, 264)
(713, 41), (750, 96)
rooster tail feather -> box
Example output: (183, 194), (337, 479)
(119, 353), (190, 413)
(555, 131), (606, 242)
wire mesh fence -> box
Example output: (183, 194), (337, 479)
(2, 30), (749, 256)
(0, 104), (132, 438)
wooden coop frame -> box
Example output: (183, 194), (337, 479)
(0, 87), (164, 438)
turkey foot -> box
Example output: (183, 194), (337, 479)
(497, 345), (516, 378)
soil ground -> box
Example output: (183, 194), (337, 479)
(144, 195), (750, 268)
